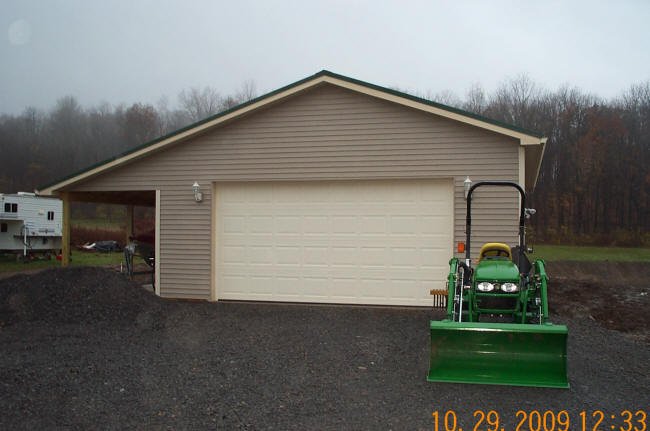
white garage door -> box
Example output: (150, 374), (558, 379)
(215, 179), (453, 306)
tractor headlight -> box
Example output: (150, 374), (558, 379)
(477, 282), (494, 292)
(501, 282), (519, 293)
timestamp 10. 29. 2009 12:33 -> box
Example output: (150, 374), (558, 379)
(431, 410), (647, 431)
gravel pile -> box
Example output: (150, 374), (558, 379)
(0, 267), (648, 430)
(0, 267), (166, 327)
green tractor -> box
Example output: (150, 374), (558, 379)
(428, 181), (568, 388)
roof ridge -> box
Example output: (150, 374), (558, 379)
(37, 70), (544, 192)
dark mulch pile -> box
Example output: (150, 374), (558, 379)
(0, 266), (649, 430)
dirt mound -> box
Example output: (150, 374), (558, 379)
(0, 267), (166, 327)
(547, 261), (649, 287)
(546, 261), (650, 343)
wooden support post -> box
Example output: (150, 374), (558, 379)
(61, 192), (70, 267)
(125, 205), (134, 245)
(154, 190), (161, 296)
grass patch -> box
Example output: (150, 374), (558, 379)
(531, 245), (650, 262)
(3, 244), (646, 274)
(0, 250), (142, 273)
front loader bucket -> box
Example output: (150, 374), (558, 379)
(428, 321), (568, 388)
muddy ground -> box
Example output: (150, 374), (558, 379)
(546, 261), (650, 343)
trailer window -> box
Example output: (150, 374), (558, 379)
(4, 203), (18, 213)
(47, 211), (54, 220)
(1, 223), (7, 232)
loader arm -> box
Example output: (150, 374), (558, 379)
(446, 258), (458, 319)
(534, 259), (550, 321)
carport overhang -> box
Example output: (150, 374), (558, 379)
(60, 190), (156, 207)
(45, 189), (159, 296)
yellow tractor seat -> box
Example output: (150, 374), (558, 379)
(478, 242), (512, 262)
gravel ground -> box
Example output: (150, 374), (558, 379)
(0, 267), (648, 430)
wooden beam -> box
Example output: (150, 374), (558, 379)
(61, 192), (70, 267)
(125, 205), (134, 244)
(210, 182), (217, 301)
(154, 190), (161, 296)
(65, 191), (156, 207)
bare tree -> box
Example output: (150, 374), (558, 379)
(220, 95), (239, 110)
(156, 95), (191, 134)
(45, 96), (89, 175)
(487, 73), (543, 128)
(178, 86), (222, 121)
(87, 102), (121, 162)
(235, 79), (258, 103)
(463, 82), (487, 114)
(123, 103), (159, 147)
(432, 89), (462, 108)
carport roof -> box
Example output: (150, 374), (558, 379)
(36, 70), (547, 196)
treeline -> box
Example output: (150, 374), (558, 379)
(0, 81), (257, 195)
(424, 76), (649, 246)
(1, 77), (648, 246)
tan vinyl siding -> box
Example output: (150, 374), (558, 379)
(74, 84), (520, 299)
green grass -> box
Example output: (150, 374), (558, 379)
(2, 244), (647, 274)
(0, 250), (142, 273)
(530, 245), (650, 262)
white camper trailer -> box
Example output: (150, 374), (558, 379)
(0, 192), (62, 257)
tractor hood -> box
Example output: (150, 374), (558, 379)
(474, 260), (520, 282)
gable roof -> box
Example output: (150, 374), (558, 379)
(37, 70), (547, 195)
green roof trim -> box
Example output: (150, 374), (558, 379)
(37, 70), (544, 192)
(324, 70), (544, 138)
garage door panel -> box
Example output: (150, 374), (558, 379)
(359, 278), (389, 298)
(276, 216), (301, 233)
(303, 277), (329, 297)
(222, 246), (247, 264)
(221, 279), (442, 304)
(421, 216), (453, 233)
(222, 264), (447, 277)
(247, 246), (273, 264)
(303, 246), (329, 265)
(216, 179), (453, 306)
(221, 248), (450, 273)
(360, 216), (387, 233)
(276, 277), (303, 296)
(390, 279), (423, 301)
(249, 216), (274, 233)
(222, 216), (246, 234)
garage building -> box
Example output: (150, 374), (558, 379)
(37, 71), (546, 305)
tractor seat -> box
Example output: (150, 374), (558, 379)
(478, 243), (512, 262)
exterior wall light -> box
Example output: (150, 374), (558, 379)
(192, 182), (203, 203)
(464, 176), (472, 199)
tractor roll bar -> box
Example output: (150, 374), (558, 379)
(465, 181), (526, 270)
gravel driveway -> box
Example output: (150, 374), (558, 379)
(1, 267), (648, 430)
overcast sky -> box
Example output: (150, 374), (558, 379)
(2, 0), (649, 115)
